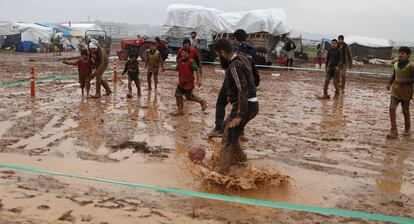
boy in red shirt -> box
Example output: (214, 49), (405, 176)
(63, 50), (93, 97)
(177, 39), (202, 74)
(167, 48), (207, 115)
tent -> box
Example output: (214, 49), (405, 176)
(165, 4), (290, 36)
(346, 35), (393, 60)
(60, 23), (102, 37)
(0, 22), (21, 48)
(35, 23), (71, 36)
(14, 22), (54, 44)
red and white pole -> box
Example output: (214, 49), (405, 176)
(30, 67), (35, 97)
(113, 61), (117, 82)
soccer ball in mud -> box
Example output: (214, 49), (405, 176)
(188, 146), (206, 162)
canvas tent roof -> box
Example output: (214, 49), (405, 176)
(60, 23), (102, 36)
(0, 22), (20, 35)
(346, 35), (392, 48)
(35, 23), (71, 36)
(13, 22), (54, 43)
(165, 4), (290, 36)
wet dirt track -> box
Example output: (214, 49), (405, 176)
(0, 50), (413, 223)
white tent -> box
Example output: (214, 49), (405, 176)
(0, 22), (20, 35)
(346, 35), (392, 48)
(14, 22), (54, 43)
(165, 4), (290, 36)
(60, 23), (102, 37)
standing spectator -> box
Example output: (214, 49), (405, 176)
(190, 31), (198, 49)
(283, 38), (296, 69)
(338, 35), (353, 93)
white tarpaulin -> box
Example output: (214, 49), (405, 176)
(346, 35), (392, 48)
(165, 4), (290, 35)
(14, 23), (54, 43)
(0, 22), (20, 35)
(60, 23), (102, 37)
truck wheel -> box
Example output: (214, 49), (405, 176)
(139, 43), (152, 62)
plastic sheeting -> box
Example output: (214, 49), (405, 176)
(60, 23), (102, 37)
(346, 35), (392, 48)
(0, 22), (20, 35)
(14, 23), (54, 44)
(165, 4), (290, 36)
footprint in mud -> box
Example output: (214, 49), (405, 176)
(37, 205), (50, 210)
(77, 151), (119, 163)
(65, 196), (94, 206)
(58, 210), (76, 223)
(94, 197), (141, 210)
(110, 141), (172, 158)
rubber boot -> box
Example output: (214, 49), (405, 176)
(216, 143), (235, 174)
(175, 96), (184, 115)
(387, 109), (398, 139)
(233, 141), (247, 163)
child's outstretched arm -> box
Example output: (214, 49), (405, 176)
(62, 60), (76, 66)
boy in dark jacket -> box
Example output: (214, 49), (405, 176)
(319, 39), (342, 99)
(386, 47), (414, 139)
(122, 53), (141, 98)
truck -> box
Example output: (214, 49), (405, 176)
(163, 4), (292, 65)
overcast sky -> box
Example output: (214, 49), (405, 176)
(1, 0), (412, 42)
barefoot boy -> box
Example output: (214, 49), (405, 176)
(145, 42), (164, 90)
(63, 50), (93, 97)
(122, 53), (141, 98)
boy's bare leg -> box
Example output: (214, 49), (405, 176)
(147, 72), (152, 90)
(189, 94), (207, 111)
(387, 99), (398, 139)
(134, 80), (141, 96)
(402, 101), (411, 135)
(154, 70), (159, 90)
(175, 96), (184, 115)
(85, 81), (91, 97)
(127, 81), (133, 98)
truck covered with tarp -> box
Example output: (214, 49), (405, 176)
(163, 4), (290, 64)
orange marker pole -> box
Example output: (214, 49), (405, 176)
(113, 61), (117, 82)
(30, 67), (35, 97)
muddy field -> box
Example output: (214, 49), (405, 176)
(0, 49), (413, 224)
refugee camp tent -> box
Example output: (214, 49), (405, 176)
(0, 22), (21, 48)
(164, 4), (290, 42)
(35, 23), (71, 36)
(60, 23), (102, 37)
(346, 35), (393, 60)
(14, 22), (54, 44)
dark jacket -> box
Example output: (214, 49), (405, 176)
(235, 42), (260, 87)
(283, 41), (296, 52)
(123, 60), (140, 76)
(340, 43), (353, 68)
(226, 53), (257, 119)
(326, 48), (342, 68)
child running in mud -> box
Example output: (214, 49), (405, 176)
(63, 50), (93, 97)
(165, 47), (207, 115)
(386, 46), (414, 139)
(145, 42), (164, 90)
(122, 53), (141, 98)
